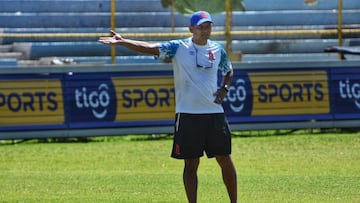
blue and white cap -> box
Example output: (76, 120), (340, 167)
(190, 11), (213, 26)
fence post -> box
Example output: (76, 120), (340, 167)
(111, 0), (116, 64)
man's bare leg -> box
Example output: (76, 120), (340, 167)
(183, 158), (200, 203)
(216, 155), (237, 203)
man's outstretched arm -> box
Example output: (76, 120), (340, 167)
(98, 30), (160, 56)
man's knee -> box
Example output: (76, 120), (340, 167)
(184, 158), (200, 173)
(215, 155), (234, 168)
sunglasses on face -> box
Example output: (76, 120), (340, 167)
(193, 45), (214, 69)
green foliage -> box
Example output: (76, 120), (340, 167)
(161, 0), (245, 14)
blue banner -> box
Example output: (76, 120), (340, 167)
(331, 68), (360, 119)
(64, 73), (117, 126)
(1, 64), (360, 133)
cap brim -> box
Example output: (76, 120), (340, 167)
(196, 19), (213, 26)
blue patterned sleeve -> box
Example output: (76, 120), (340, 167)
(219, 47), (233, 76)
(158, 40), (180, 60)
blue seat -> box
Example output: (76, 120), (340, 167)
(0, 0), (167, 12)
(0, 0), (359, 61)
(0, 58), (17, 66)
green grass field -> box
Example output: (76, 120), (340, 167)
(1, 132), (360, 202)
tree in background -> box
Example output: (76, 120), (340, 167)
(161, 0), (245, 14)
(161, 0), (245, 60)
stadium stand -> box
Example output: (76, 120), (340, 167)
(0, 0), (359, 65)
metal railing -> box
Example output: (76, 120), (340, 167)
(1, 28), (359, 39)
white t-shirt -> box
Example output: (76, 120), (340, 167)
(158, 38), (233, 114)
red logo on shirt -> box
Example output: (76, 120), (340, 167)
(208, 51), (215, 61)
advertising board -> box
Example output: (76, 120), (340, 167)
(1, 62), (360, 137)
(0, 76), (65, 131)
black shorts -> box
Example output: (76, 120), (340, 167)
(171, 113), (232, 159)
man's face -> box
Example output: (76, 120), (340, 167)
(190, 22), (212, 43)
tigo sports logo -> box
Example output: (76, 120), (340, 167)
(332, 68), (360, 114)
(0, 79), (64, 125)
(75, 83), (111, 119)
(68, 78), (116, 122)
(222, 72), (252, 116)
(338, 79), (360, 109)
(112, 76), (175, 121)
(224, 78), (250, 113)
(249, 70), (330, 115)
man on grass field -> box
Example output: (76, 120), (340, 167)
(99, 11), (238, 203)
